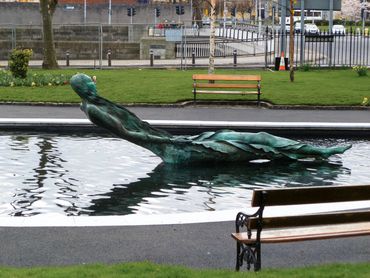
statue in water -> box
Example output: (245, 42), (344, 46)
(70, 73), (351, 164)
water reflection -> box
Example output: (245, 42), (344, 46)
(0, 133), (364, 217)
(8, 136), (77, 216)
(88, 160), (350, 216)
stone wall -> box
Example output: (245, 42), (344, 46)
(0, 25), (179, 60)
(140, 37), (176, 59)
(0, 25), (147, 60)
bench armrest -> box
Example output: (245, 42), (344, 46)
(235, 210), (260, 235)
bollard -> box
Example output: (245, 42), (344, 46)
(66, 51), (70, 67)
(150, 50), (154, 67)
(233, 49), (237, 67)
(107, 49), (112, 67)
(192, 50), (195, 66)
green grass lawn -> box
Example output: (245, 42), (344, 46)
(0, 68), (369, 106)
(0, 262), (369, 278)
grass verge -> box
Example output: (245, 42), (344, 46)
(0, 262), (369, 278)
(0, 68), (368, 106)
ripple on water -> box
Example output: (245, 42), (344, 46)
(0, 134), (368, 216)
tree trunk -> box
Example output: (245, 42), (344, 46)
(289, 0), (294, 82)
(208, 0), (216, 74)
(40, 0), (59, 69)
(192, 0), (203, 26)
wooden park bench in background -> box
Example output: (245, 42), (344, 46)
(192, 74), (261, 105)
(231, 184), (370, 271)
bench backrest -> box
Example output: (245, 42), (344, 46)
(248, 184), (370, 230)
(251, 184), (370, 207)
(192, 74), (261, 82)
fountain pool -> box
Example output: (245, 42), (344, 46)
(0, 133), (368, 217)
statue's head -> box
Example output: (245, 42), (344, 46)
(70, 73), (98, 99)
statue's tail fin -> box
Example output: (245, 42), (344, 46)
(327, 144), (352, 156)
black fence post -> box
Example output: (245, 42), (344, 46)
(107, 49), (112, 67)
(66, 51), (70, 67)
(265, 26), (268, 69)
(150, 50), (154, 67)
(233, 49), (237, 67)
(192, 49), (195, 66)
(349, 27), (353, 67)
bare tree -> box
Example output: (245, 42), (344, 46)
(236, 0), (253, 21)
(208, 0), (217, 74)
(193, 0), (204, 25)
(39, 0), (59, 69)
(289, 0), (294, 82)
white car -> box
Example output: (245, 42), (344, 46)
(202, 17), (210, 26)
(294, 22), (302, 33)
(304, 23), (319, 34)
(285, 24), (290, 33)
(332, 24), (346, 35)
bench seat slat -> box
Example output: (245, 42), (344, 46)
(194, 83), (258, 89)
(196, 90), (260, 95)
(232, 222), (370, 244)
(193, 74), (261, 81)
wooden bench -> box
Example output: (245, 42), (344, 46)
(192, 74), (261, 105)
(231, 184), (370, 271)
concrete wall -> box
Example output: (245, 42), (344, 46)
(0, 2), (191, 25)
(0, 25), (179, 60)
(140, 37), (176, 59)
(0, 25), (143, 60)
(0, 3), (189, 60)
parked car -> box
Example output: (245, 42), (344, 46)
(294, 22), (302, 33)
(304, 23), (319, 34)
(202, 16), (210, 26)
(218, 18), (234, 26)
(332, 24), (346, 35)
(285, 24), (290, 33)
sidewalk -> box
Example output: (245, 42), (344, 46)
(1, 103), (370, 122)
(1, 55), (268, 69)
(0, 221), (369, 270)
(1, 104), (370, 136)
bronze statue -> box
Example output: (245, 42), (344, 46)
(70, 73), (351, 164)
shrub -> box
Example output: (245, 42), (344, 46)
(0, 70), (71, 87)
(353, 65), (368, 77)
(299, 64), (311, 72)
(8, 48), (33, 79)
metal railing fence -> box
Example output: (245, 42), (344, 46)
(269, 29), (370, 68)
(0, 23), (369, 68)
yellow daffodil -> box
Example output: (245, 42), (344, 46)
(362, 97), (369, 106)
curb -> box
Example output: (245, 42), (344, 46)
(1, 100), (370, 110)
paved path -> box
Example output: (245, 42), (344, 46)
(1, 104), (370, 123)
(2, 55), (267, 69)
(1, 222), (369, 269)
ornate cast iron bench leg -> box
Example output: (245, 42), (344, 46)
(236, 241), (241, 271)
(235, 212), (259, 271)
(237, 242), (259, 271)
(235, 210), (263, 271)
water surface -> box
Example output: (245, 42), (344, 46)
(0, 133), (366, 216)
